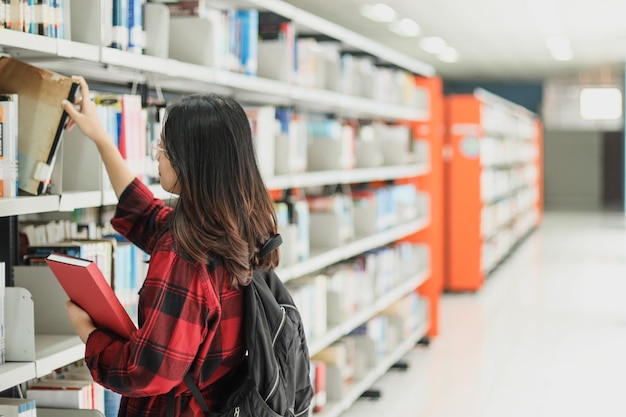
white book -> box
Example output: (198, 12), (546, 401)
(27, 379), (94, 409)
(244, 106), (276, 181)
(0, 397), (36, 417)
(0, 94), (18, 198)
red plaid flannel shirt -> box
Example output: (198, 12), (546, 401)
(85, 179), (245, 416)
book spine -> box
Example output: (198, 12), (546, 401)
(3, 0), (10, 29)
(10, 0), (24, 32)
(0, 95), (18, 198)
(54, 0), (63, 38)
(127, 0), (144, 54)
(25, 0), (34, 33)
(0, 0), (5, 28)
(237, 9), (258, 76)
(111, 0), (128, 50)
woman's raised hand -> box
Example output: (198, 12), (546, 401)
(62, 75), (110, 146)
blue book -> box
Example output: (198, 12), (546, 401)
(237, 9), (259, 76)
(127, 0), (144, 53)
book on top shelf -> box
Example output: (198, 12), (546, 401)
(0, 56), (79, 195)
(45, 252), (137, 339)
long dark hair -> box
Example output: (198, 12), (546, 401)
(162, 93), (279, 288)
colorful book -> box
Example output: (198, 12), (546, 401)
(45, 252), (137, 338)
(0, 57), (78, 195)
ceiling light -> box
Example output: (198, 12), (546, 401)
(389, 18), (421, 37)
(438, 46), (459, 63)
(419, 37), (447, 54)
(545, 35), (572, 61)
(580, 87), (622, 120)
(359, 3), (397, 23)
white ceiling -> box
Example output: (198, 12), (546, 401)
(280, 0), (626, 81)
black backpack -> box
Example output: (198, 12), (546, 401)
(167, 234), (314, 417)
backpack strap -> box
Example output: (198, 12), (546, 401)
(165, 374), (210, 417)
(259, 234), (282, 260)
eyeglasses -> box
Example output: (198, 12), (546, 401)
(150, 138), (166, 160)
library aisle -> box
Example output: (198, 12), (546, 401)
(342, 210), (626, 417)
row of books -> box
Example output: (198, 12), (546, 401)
(50, 1), (422, 106)
(481, 187), (539, 239)
(0, 397), (36, 417)
(18, 216), (147, 325)
(91, 91), (152, 188)
(0, 0), (64, 37)
(309, 292), (427, 413)
(481, 101), (538, 138)
(480, 135), (540, 167)
(480, 165), (539, 203)
(49, 93), (422, 196)
(275, 184), (427, 265)
(285, 242), (429, 342)
(482, 208), (539, 273)
(105, 0), (145, 53)
(0, 56), (423, 198)
(163, 6), (422, 105)
(23, 363), (121, 416)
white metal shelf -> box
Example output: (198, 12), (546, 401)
(308, 270), (429, 355)
(58, 191), (103, 212)
(264, 163), (429, 190)
(314, 321), (429, 417)
(56, 40), (100, 61)
(0, 195), (60, 217)
(0, 362), (37, 392)
(0, 163), (428, 213)
(34, 335), (85, 378)
(0, 335), (84, 391)
(278, 217), (429, 282)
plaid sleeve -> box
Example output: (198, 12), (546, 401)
(111, 178), (172, 253)
(85, 240), (223, 397)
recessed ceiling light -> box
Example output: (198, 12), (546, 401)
(419, 37), (447, 54)
(545, 35), (572, 61)
(359, 3), (397, 23)
(438, 46), (459, 63)
(389, 18), (421, 37)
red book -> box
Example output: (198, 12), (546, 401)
(45, 252), (137, 339)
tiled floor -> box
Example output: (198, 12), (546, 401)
(342, 211), (626, 417)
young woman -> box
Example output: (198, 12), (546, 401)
(62, 76), (280, 416)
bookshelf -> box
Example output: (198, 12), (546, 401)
(279, 218), (429, 282)
(315, 320), (429, 417)
(0, 0), (439, 415)
(444, 88), (543, 291)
